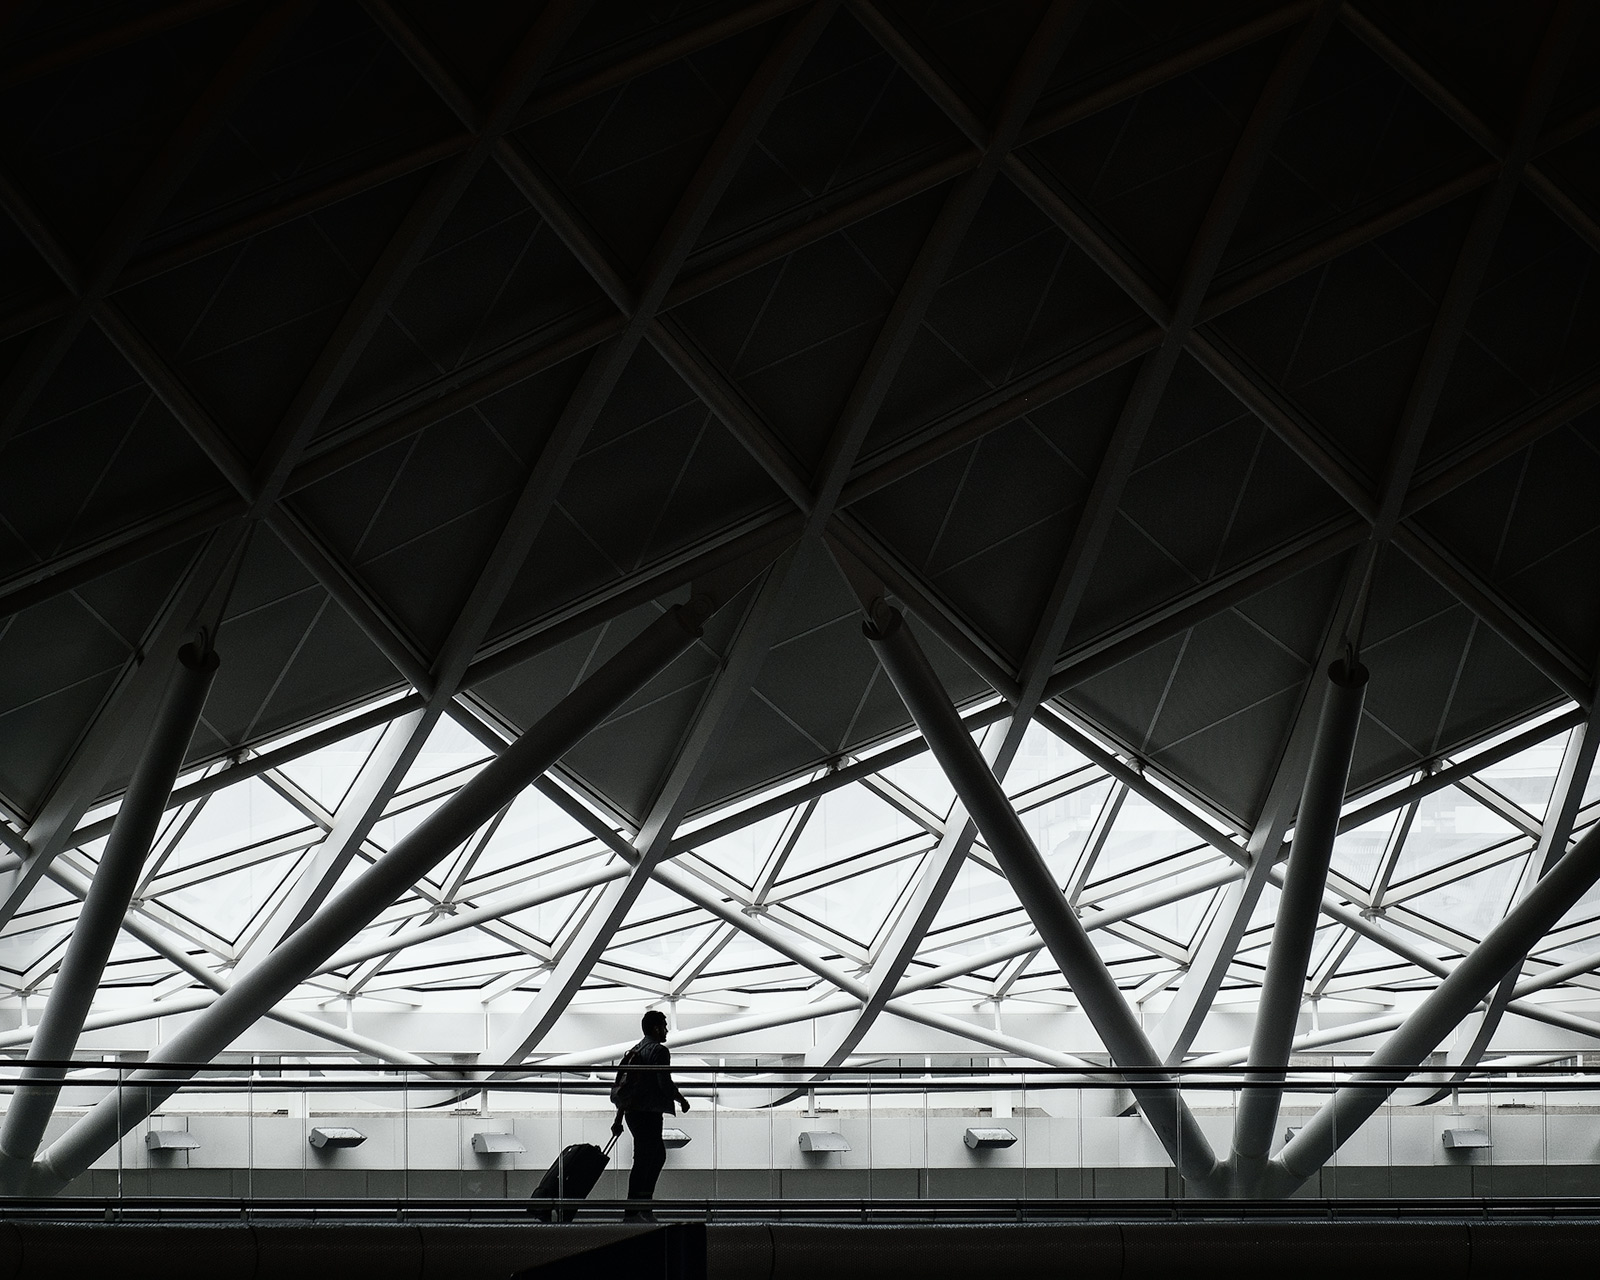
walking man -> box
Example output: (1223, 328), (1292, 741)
(610, 1009), (690, 1221)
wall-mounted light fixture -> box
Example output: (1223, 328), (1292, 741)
(1441, 1128), (1491, 1150)
(798, 1131), (850, 1153)
(963, 1127), (1017, 1150)
(662, 1127), (691, 1149)
(308, 1126), (367, 1149)
(471, 1132), (526, 1154)
(144, 1130), (200, 1151)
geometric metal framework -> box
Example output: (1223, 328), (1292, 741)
(8, 673), (1598, 1052)
(3, 0), (1600, 1193)
(5, 653), (1600, 1182)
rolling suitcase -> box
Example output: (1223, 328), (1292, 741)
(529, 1134), (618, 1221)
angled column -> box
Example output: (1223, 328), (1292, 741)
(863, 602), (1222, 1192)
(239, 706), (432, 962)
(1230, 658), (1366, 1192)
(0, 641), (218, 1187)
(1428, 718), (1599, 1097)
(1269, 815), (1600, 1196)
(32, 598), (713, 1194)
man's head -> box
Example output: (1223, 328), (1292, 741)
(642, 1009), (668, 1042)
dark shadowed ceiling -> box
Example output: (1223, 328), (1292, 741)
(3, 0), (1600, 843)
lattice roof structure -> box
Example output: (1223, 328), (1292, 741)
(3, 0), (1600, 1104)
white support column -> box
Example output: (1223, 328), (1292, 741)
(1272, 816), (1600, 1195)
(240, 708), (434, 962)
(486, 562), (795, 1063)
(0, 526), (247, 931)
(1429, 718), (1599, 1093)
(33, 599), (712, 1192)
(865, 603), (1222, 1190)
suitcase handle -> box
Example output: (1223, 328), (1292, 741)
(604, 1133), (619, 1156)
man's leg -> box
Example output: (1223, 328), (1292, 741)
(625, 1111), (667, 1203)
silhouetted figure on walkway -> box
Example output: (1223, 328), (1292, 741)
(611, 1009), (690, 1221)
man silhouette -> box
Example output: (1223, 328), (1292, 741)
(610, 1009), (690, 1221)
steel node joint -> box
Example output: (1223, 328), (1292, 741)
(863, 596), (899, 637)
(675, 590), (718, 634)
(178, 639), (222, 674)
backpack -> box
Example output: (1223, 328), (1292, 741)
(609, 1045), (643, 1110)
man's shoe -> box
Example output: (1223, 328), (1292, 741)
(622, 1210), (655, 1223)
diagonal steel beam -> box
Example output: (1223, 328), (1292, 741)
(66, 696), (422, 849)
(1423, 703), (1600, 1097)
(1148, 819), (1284, 1065)
(0, 493), (246, 625)
(474, 741), (1109, 1070)
(1391, 523), (1590, 705)
(1204, 15), (1592, 1111)
(664, 785), (825, 999)
(1125, 2), (1590, 1095)
(16, 8), (605, 967)
(486, 556), (799, 1062)
(972, 4), (1349, 1077)
(1310, 793), (1419, 998)
(799, 2), (1089, 535)
(1199, 316), (1600, 730)
(0, 0), (312, 446)
(34, 595), (716, 1192)
(1337, 707), (1586, 836)
(420, 5), (837, 715)
(1046, 519), (1369, 702)
(1324, 1), (1583, 646)
(409, 6), (846, 1063)
(1199, 161), (1499, 320)
(246, 0), (598, 512)
(0, 640), (218, 1183)
(1337, 1), (1600, 257)
(0, 2), (250, 88)
(237, 708), (434, 964)
(864, 602), (1222, 1185)
(1270, 813), (1600, 1195)
(787, 714), (1005, 1078)
(94, 287), (454, 723)
(658, 1), (1115, 1080)
(487, 0), (1098, 1065)
(35, 854), (427, 1064)
(122, 133), (471, 288)
(645, 320), (815, 512)
(874, 0), (1339, 691)
(0, 526), (249, 931)
(1230, 658), (1367, 1191)
(1406, 373), (1600, 517)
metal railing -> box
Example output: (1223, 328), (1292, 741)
(1, 1060), (1598, 1211)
